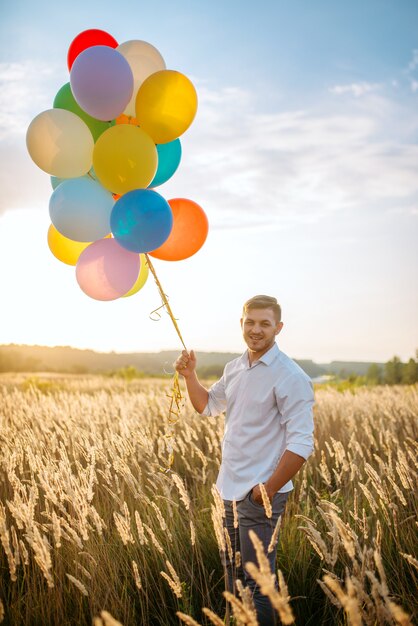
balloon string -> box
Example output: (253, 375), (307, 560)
(145, 254), (186, 473)
(145, 254), (187, 351)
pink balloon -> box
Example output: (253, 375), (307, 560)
(76, 238), (140, 301)
(70, 46), (134, 121)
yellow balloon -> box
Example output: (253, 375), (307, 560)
(123, 254), (149, 297)
(93, 125), (158, 194)
(135, 70), (198, 144)
(48, 224), (90, 265)
(26, 109), (93, 177)
(47, 225), (111, 265)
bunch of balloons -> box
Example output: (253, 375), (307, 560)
(26, 29), (208, 301)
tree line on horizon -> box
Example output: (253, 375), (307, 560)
(0, 344), (417, 385)
(363, 353), (418, 386)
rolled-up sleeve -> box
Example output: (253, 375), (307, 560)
(275, 374), (315, 460)
(200, 375), (227, 417)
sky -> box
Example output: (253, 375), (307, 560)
(0, 0), (417, 363)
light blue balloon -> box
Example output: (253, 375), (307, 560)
(49, 177), (114, 242)
(149, 139), (182, 188)
(111, 189), (173, 253)
(50, 168), (97, 190)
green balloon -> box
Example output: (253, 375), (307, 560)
(53, 83), (115, 142)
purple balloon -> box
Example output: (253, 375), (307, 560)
(76, 238), (140, 301)
(70, 46), (134, 121)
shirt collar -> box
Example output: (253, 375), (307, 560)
(258, 342), (280, 365)
(242, 342), (280, 367)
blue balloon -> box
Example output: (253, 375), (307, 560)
(111, 189), (173, 253)
(49, 177), (114, 241)
(149, 139), (182, 188)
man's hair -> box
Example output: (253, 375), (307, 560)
(242, 295), (282, 322)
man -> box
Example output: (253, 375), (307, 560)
(175, 295), (315, 625)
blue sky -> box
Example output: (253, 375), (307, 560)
(3, 1), (418, 91)
(0, 0), (417, 361)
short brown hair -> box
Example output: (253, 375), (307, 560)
(243, 295), (282, 322)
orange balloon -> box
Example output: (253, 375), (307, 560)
(149, 198), (208, 261)
(116, 114), (139, 125)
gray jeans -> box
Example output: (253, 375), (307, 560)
(223, 489), (290, 626)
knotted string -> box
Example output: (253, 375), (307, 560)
(145, 254), (186, 472)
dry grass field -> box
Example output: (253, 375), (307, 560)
(0, 374), (417, 625)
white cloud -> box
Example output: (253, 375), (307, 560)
(329, 82), (380, 97)
(402, 49), (418, 93)
(0, 61), (63, 139)
(1, 65), (417, 231)
(0, 60), (67, 213)
(406, 49), (418, 73)
(162, 82), (418, 230)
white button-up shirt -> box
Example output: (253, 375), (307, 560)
(201, 343), (315, 501)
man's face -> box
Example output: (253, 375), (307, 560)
(240, 308), (283, 356)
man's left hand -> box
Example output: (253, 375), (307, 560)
(251, 483), (273, 505)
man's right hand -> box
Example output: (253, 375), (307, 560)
(174, 350), (209, 413)
(174, 349), (197, 379)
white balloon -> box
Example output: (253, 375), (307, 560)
(117, 40), (166, 117)
(26, 109), (93, 177)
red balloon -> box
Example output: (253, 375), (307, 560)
(67, 29), (118, 70)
